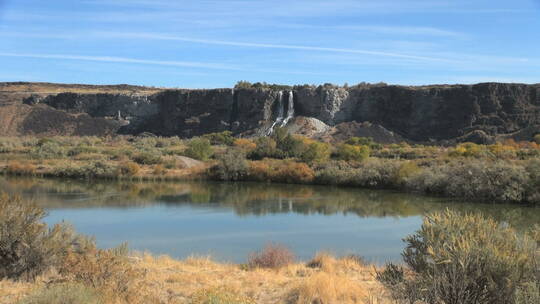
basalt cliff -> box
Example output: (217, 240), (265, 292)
(1, 82), (539, 143)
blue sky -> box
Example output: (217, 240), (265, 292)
(0, 0), (539, 88)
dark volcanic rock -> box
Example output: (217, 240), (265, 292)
(2, 82), (539, 142)
(144, 89), (235, 137)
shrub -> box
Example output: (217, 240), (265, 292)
(345, 136), (382, 150)
(525, 159), (540, 204)
(337, 144), (370, 162)
(131, 151), (162, 165)
(32, 140), (66, 159)
(247, 243), (295, 269)
(184, 138), (214, 161)
(68, 145), (98, 157)
(249, 137), (278, 160)
(448, 142), (484, 158)
(53, 161), (116, 179)
(152, 164), (167, 176)
(17, 283), (102, 304)
(248, 160), (314, 183)
(5, 161), (36, 176)
(273, 128), (307, 158)
(203, 131), (235, 146)
(315, 159), (400, 188)
(0, 194), (84, 281)
(213, 148), (248, 181)
(116, 161), (140, 177)
(274, 161), (315, 183)
(233, 138), (257, 152)
(406, 160), (529, 203)
(378, 210), (539, 304)
(394, 161), (421, 185)
(59, 244), (145, 302)
(301, 141), (331, 163)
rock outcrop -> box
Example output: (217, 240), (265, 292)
(1, 82), (539, 143)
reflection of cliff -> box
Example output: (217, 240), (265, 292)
(2, 82), (539, 142)
(1, 177), (539, 229)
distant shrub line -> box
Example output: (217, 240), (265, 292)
(1, 132), (540, 204)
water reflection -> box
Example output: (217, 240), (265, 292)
(1, 177), (538, 262)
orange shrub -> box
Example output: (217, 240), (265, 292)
(6, 161), (36, 176)
(247, 243), (295, 269)
(248, 160), (314, 184)
(275, 161), (315, 183)
(233, 138), (257, 152)
(248, 161), (272, 182)
(116, 161), (140, 177)
(152, 164), (167, 176)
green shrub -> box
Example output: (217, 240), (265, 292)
(203, 131), (235, 146)
(184, 138), (214, 161)
(17, 283), (102, 304)
(525, 159), (540, 204)
(131, 151), (162, 165)
(272, 128), (307, 158)
(67, 145), (98, 157)
(52, 161), (116, 179)
(301, 141), (331, 163)
(345, 137), (382, 150)
(394, 161), (421, 185)
(213, 148), (248, 181)
(337, 144), (370, 162)
(32, 140), (67, 159)
(0, 194), (86, 281)
(314, 159), (400, 188)
(378, 210), (539, 304)
(406, 160), (529, 203)
(249, 137), (279, 160)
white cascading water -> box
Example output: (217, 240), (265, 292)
(266, 91), (284, 135)
(281, 91), (294, 127)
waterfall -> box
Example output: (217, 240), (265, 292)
(281, 91), (294, 127)
(266, 91), (284, 135)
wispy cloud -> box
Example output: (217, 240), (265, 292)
(82, 0), (529, 16)
(97, 32), (452, 62)
(332, 25), (465, 38)
(0, 52), (240, 70)
(0, 52), (331, 76)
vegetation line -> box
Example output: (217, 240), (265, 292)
(1, 130), (540, 204)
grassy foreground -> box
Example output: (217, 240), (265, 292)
(1, 131), (540, 204)
(0, 253), (388, 304)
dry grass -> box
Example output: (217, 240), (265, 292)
(1, 253), (390, 304)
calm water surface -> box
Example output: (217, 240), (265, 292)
(1, 177), (538, 263)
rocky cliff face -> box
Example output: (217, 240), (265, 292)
(2, 82), (539, 142)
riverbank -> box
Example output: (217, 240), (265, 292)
(0, 253), (388, 304)
(1, 133), (539, 204)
